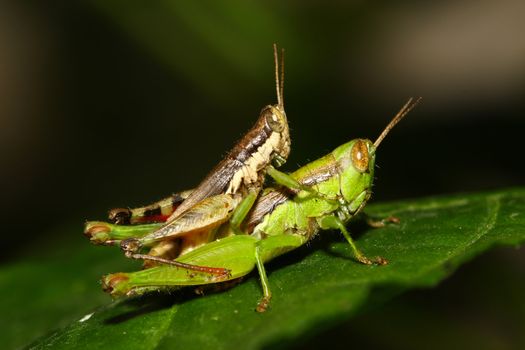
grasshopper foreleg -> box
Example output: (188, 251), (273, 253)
(318, 215), (388, 265)
(266, 166), (335, 203)
(267, 166), (312, 193)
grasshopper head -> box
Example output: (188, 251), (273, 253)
(334, 97), (422, 211)
(266, 104), (290, 166)
(333, 139), (376, 208)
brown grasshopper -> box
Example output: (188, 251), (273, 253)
(86, 45), (308, 277)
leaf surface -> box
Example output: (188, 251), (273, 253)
(4, 188), (524, 349)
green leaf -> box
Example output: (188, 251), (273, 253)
(5, 188), (524, 349)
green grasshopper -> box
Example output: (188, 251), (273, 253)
(86, 45), (320, 276)
(91, 98), (421, 312)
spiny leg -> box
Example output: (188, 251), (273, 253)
(318, 215), (388, 265)
(127, 253), (231, 279)
(142, 239), (182, 269)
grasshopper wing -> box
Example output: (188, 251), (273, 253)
(130, 193), (236, 248)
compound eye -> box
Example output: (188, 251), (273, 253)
(265, 109), (285, 132)
(351, 140), (369, 172)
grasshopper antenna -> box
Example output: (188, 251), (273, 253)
(273, 43), (285, 109)
(374, 97), (422, 148)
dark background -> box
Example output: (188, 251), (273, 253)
(1, 1), (524, 348)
